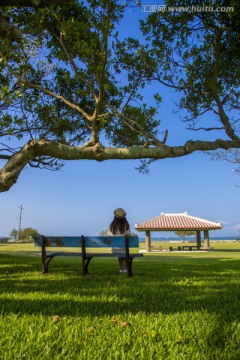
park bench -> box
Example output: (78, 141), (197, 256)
(150, 245), (163, 252)
(33, 235), (143, 277)
(181, 245), (199, 251)
(169, 245), (199, 251)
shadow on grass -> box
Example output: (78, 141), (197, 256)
(213, 249), (240, 252)
(0, 253), (240, 323)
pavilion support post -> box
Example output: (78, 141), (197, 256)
(145, 230), (151, 252)
(203, 230), (210, 249)
(196, 231), (201, 250)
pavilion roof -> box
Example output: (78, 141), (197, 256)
(135, 212), (222, 231)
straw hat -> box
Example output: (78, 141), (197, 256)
(114, 208), (126, 218)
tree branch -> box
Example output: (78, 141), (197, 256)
(9, 70), (95, 122)
(112, 108), (162, 147)
(0, 155), (11, 159)
(187, 126), (225, 132)
(210, 28), (240, 142)
(54, 32), (99, 103)
(1, 138), (240, 192)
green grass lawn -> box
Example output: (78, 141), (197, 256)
(0, 242), (240, 360)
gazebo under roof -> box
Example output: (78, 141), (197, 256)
(135, 212), (222, 251)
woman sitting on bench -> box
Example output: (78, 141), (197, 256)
(108, 208), (131, 273)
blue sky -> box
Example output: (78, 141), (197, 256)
(0, 3), (239, 238)
(1, 146), (239, 238)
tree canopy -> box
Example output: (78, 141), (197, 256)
(174, 230), (195, 241)
(0, 1), (74, 41)
(0, 1), (73, 7)
(9, 227), (40, 240)
(0, 0), (239, 192)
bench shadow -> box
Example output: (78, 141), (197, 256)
(0, 253), (240, 323)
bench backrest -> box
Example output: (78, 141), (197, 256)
(33, 235), (139, 248)
(34, 236), (81, 247)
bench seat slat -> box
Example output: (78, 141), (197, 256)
(46, 252), (82, 257)
(84, 253), (143, 257)
(46, 252), (142, 258)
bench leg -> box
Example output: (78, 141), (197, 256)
(42, 262), (48, 274)
(82, 257), (93, 276)
(42, 256), (48, 274)
(42, 256), (54, 274)
(127, 257), (133, 277)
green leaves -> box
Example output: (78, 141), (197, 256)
(140, 0), (240, 132)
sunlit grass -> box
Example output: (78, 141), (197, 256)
(0, 242), (240, 359)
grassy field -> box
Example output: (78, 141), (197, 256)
(0, 242), (240, 359)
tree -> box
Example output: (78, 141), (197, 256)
(99, 229), (108, 236)
(139, 0), (240, 170)
(175, 230), (195, 242)
(0, 0), (239, 193)
(9, 228), (18, 240)
(21, 227), (40, 241)
(9, 227), (40, 241)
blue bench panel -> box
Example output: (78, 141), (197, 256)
(34, 236), (81, 247)
(34, 235), (139, 248)
(85, 236), (139, 248)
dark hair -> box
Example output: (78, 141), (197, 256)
(109, 216), (130, 235)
